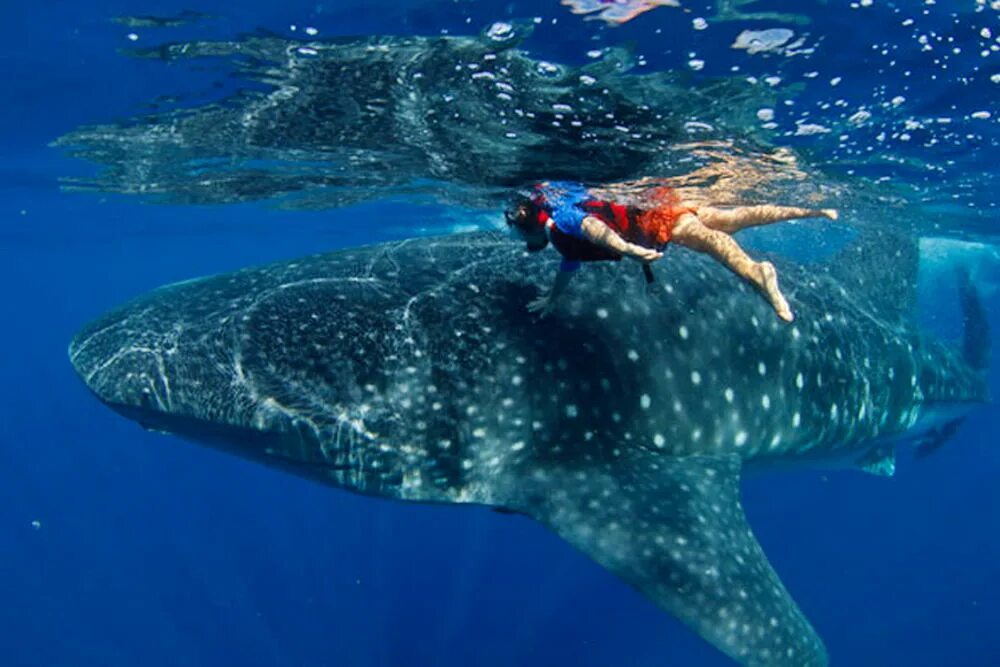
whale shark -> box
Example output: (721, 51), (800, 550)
(68, 229), (989, 666)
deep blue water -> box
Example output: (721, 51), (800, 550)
(3, 1), (999, 666)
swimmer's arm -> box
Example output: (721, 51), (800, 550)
(527, 268), (574, 317)
(580, 216), (662, 262)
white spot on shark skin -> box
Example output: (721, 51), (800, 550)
(511, 441), (525, 451)
(724, 388), (735, 403)
(795, 373), (804, 390)
(761, 394), (771, 410)
(679, 325), (689, 340)
(402, 470), (423, 490)
(565, 404), (578, 418)
(472, 428), (486, 438)
(627, 349), (640, 362)
(735, 431), (748, 447)
(653, 433), (666, 448)
(691, 371), (702, 385)
(512, 375), (523, 386)
(640, 394), (652, 410)
(830, 404), (838, 420)
(757, 362), (767, 376)
(596, 308), (609, 319)
(792, 412), (801, 428)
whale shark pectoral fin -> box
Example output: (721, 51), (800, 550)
(533, 453), (827, 667)
(856, 445), (896, 476)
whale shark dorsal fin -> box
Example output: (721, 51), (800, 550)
(827, 225), (919, 320)
(529, 453), (828, 666)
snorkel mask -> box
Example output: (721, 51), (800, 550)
(505, 195), (549, 252)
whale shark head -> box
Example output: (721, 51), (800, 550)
(69, 231), (989, 666)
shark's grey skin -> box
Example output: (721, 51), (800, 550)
(69, 231), (989, 666)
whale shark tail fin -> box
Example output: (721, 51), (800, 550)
(531, 453), (827, 667)
(957, 266), (990, 372)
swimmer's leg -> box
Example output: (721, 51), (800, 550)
(697, 204), (837, 234)
(672, 214), (793, 322)
(642, 263), (657, 295)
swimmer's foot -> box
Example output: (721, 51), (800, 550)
(820, 208), (839, 220)
(757, 261), (794, 322)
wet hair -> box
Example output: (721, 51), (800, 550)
(504, 195), (536, 229)
(505, 195), (549, 252)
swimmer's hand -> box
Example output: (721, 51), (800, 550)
(627, 245), (663, 263)
(527, 293), (556, 318)
(530, 269), (573, 318)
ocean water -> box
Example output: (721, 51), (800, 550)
(2, 1), (999, 666)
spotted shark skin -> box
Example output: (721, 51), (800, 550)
(69, 231), (989, 666)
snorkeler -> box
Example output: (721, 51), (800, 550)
(561, 0), (677, 25)
(505, 180), (838, 322)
